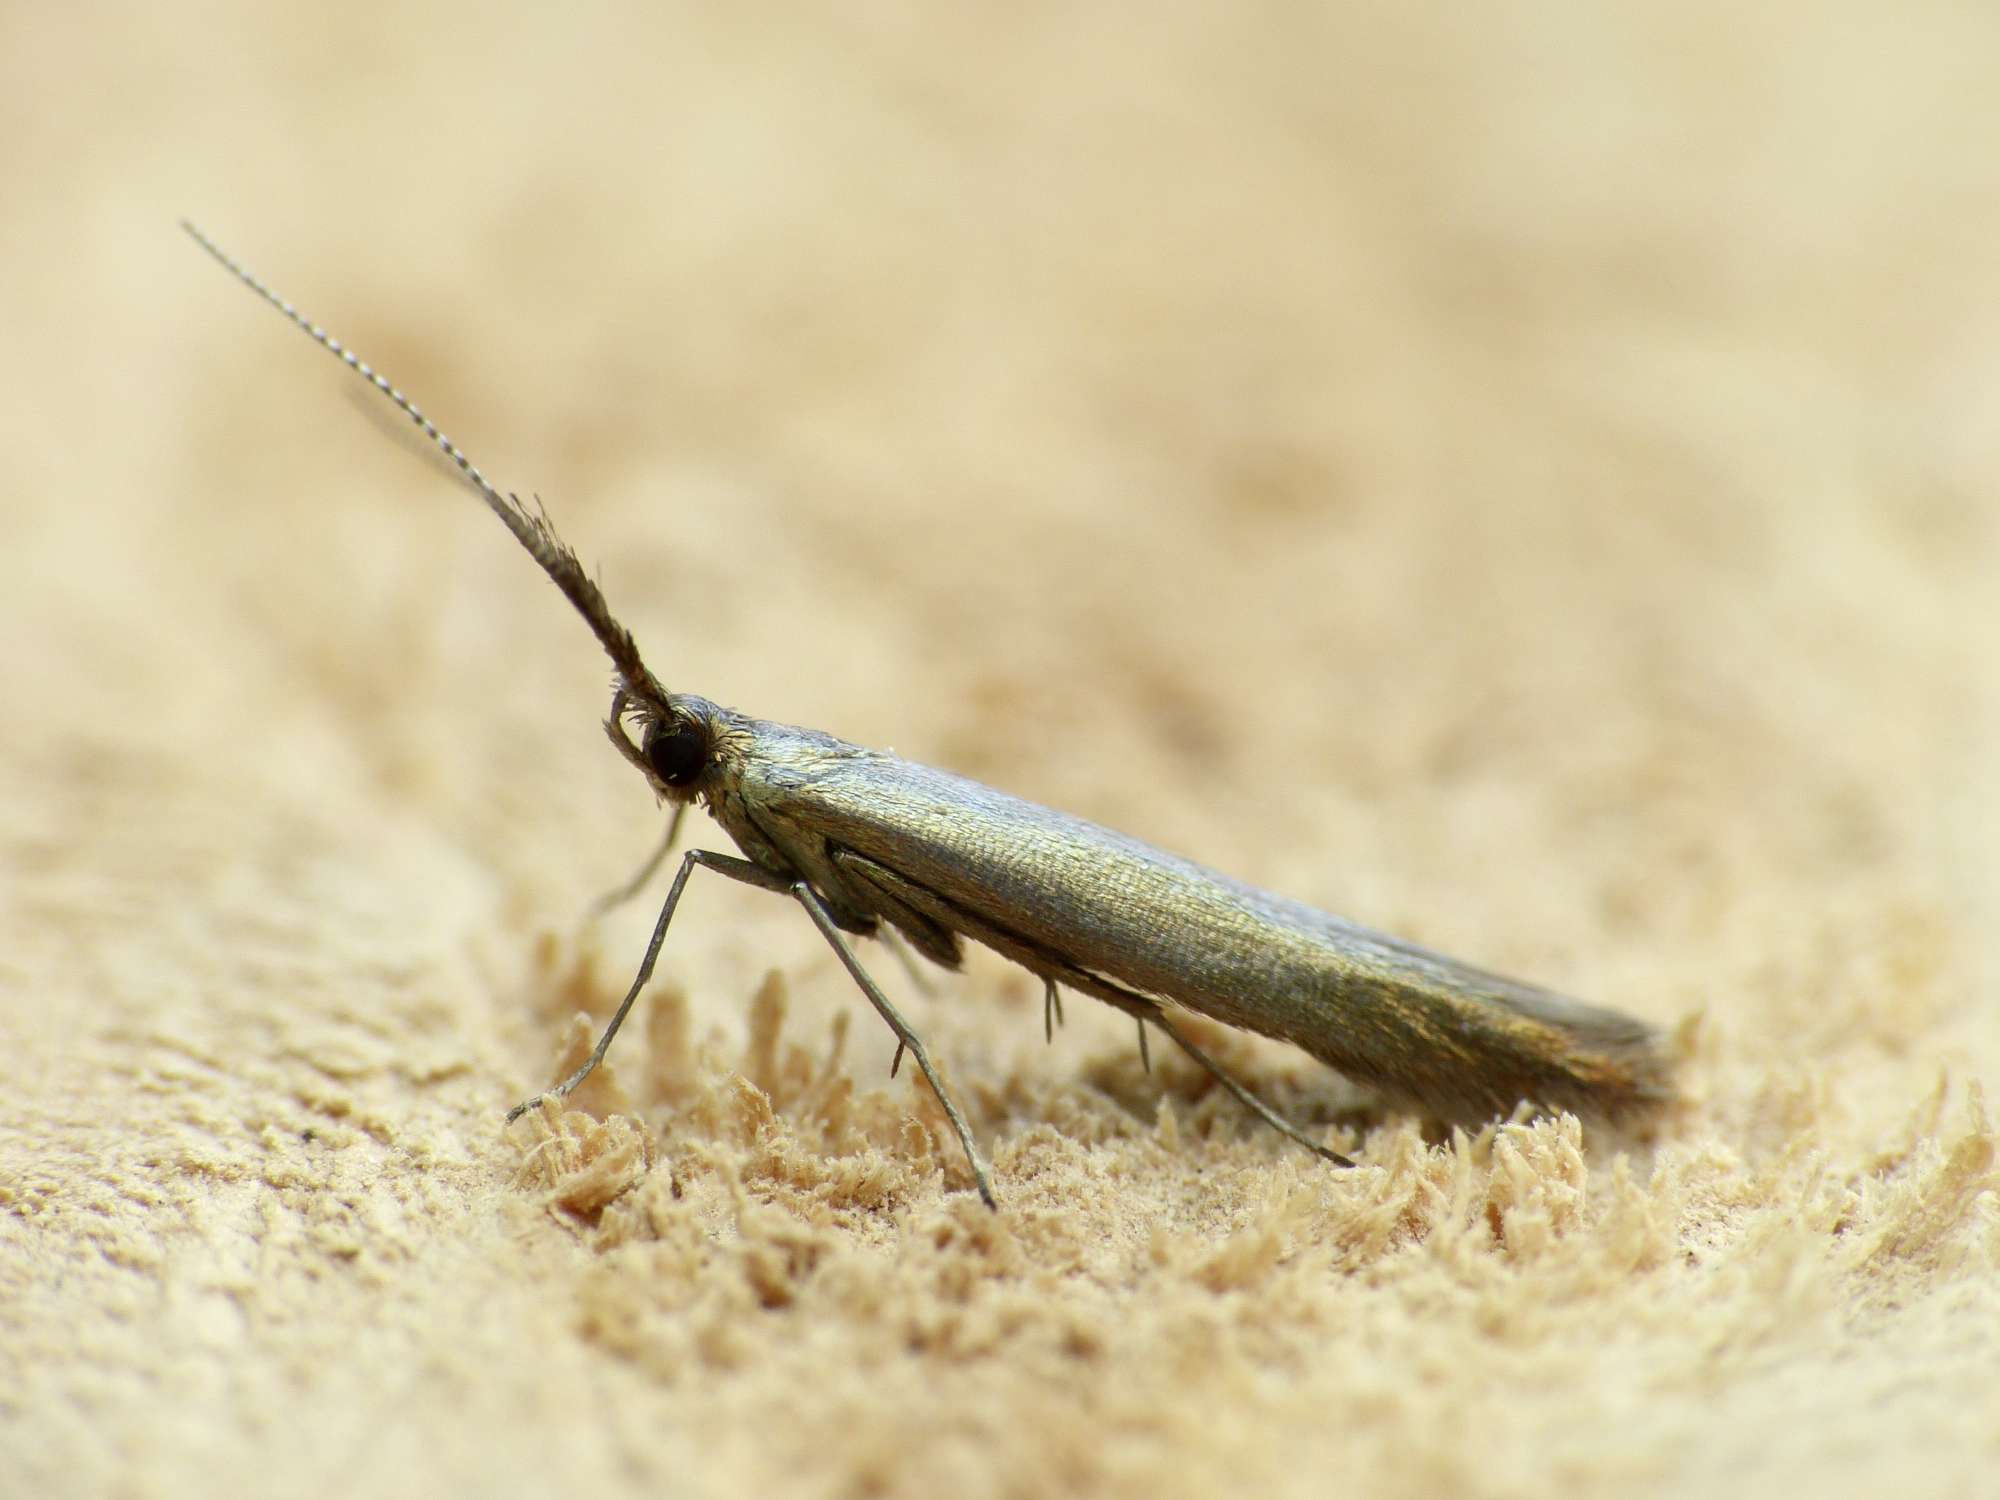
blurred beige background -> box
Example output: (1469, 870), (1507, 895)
(3, 5), (1996, 1497)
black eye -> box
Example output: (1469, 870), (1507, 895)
(643, 717), (708, 787)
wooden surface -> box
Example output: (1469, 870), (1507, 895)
(4, 6), (1997, 1497)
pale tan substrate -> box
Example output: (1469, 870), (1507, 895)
(3, 8), (1997, 1498)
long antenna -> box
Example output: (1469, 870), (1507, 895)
(181, 221), (665, 703)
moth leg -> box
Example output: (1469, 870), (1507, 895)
(1043, 977), (1065, 1044)
(1148, 1011), (1355, 1167)
(877, 923), (940, 1001)
(587, 802), (688, 917)
(790, 882), (998, 1211)
(507, 846), (788, 1123)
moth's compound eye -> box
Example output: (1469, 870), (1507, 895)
(643, 717), (708, 788)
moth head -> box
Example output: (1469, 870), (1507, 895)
(607, 685), (717, 801)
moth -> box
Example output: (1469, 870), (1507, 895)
(187, 223), (1673, 1207)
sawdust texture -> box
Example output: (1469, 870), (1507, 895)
(3, 7), (1997, 1499)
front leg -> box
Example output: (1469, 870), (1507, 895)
(506, 850), (999, 1209)
(586, 803), (688, 917)
(506, 848), (790, 1123)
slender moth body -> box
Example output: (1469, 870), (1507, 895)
(186, 223), (1674, 1208)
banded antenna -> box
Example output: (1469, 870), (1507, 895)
(181, 221), (666, 706)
